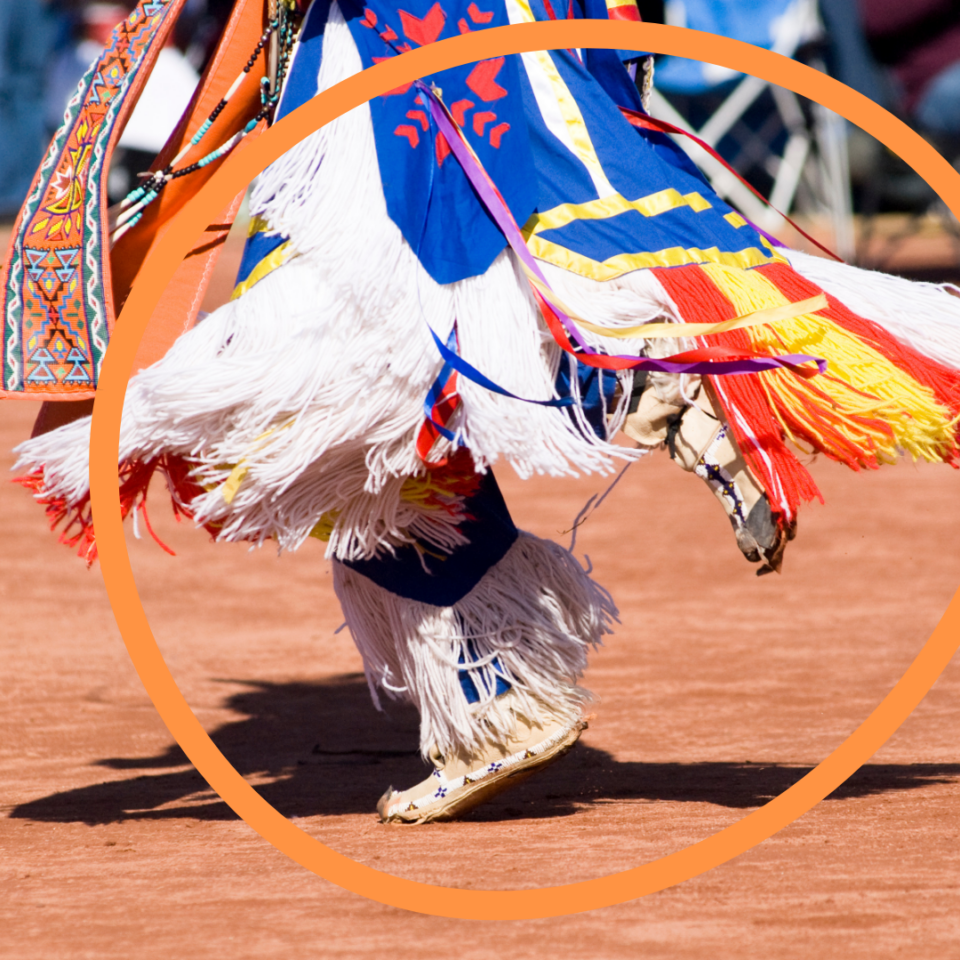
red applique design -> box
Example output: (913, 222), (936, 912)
(489, 121), (510, 148)
(360, 7), (377, 27)
(398, 3), (446, 45)
(372, 56), (414, 96)
(406, 109), (429, 131)
(450, 98), (474, 125)
(379, 25), (398, 41)
(467, 3), (494, 22)
(458, 17), (470, 32)
(435, 132), (451, 165)
(465, 58), (507, 101)
(607, 3), (640, 20)
(473, 110), (496, 136)
(394, 124), (420, 147)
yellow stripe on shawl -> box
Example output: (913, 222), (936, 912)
(523, 189), (713, 238)
(526, 232), (773, 281)
(507, 0), (615, 197)
(724, 211), (749, 228)
(229, 240), (295, 301)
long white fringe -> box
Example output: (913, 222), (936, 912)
(783, 247), (960, 372)
(333, 531), (617, 757)
(21, 3), (794, 559)
(250, 4), (640, 481)
(15, 4), (682, 556)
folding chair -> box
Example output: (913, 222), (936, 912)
(648, 0), (855, 261)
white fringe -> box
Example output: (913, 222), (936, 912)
(13, 414), (93, 506)
(333, 531), (617, 757)
(450, 250), (640, 477)
(13, 250), (463, 557)
(15, 5), (753, 556)
(250, 4), (640, 481)
(782, 247), (960, 372)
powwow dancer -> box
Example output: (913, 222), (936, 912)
(7, 0), (960, 823)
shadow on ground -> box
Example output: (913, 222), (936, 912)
(10, 674), (960, 825)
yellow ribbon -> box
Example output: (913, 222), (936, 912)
(526, 281), (828, 340)
(220, 421), (294, 504)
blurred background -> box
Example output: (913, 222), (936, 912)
(643, 0), (960, 280)
(1, 0), (958, 280)
(0, 0), (231, 214)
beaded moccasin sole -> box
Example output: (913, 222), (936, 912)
(377, 694), (586, 824)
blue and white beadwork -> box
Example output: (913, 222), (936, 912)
(386, 719), (580, 816)
(694, 425), (747, 528)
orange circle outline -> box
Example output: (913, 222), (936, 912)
(89, 21), (960, 919)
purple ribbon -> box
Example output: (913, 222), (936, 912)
(633, 354), (827, 376)
(420, 81), (826, 379)
(422, 83), (593, 352)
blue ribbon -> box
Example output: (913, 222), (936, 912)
(428, 325), (574, 412)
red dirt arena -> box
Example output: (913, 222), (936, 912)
(2, 228), (960, 958)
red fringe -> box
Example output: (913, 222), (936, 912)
(655, 258), (960, 522)
(759, 261), (960, 464)
(14, 470), (99, 565)
(17, 447), (487, 563)
(13, 453), (215, 566)
(654, 264), (824, 525)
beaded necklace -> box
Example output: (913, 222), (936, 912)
(112, 0), (301, 244)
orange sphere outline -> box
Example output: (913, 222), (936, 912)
(89, 21), (960, 919)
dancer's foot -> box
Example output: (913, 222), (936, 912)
(377, 691), (586, 824)
(670, 388), (792, 574)
(623, 378), (792, 573)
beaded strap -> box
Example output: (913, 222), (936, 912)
(112, 0), (301, 243)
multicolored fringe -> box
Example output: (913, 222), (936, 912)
(656, 261), (960, 525)
(20, 445), (488, 566)
(310, 448), (482, 543)
(13, 456), (192, 565)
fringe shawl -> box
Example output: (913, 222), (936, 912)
(333, 530), (617, 757)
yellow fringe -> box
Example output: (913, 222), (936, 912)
(309, 509), (340, 542)
(702, 263), (958, 465)
(307, 474), (463, 542)
(220, 421), (295, 505)
(395, 472), (460, 507)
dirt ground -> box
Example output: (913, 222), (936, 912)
(2, 229), (960, 958)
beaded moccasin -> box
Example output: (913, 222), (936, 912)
(377, 691), (586, 824)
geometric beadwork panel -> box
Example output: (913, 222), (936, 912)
(1, 0), (182, 396)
